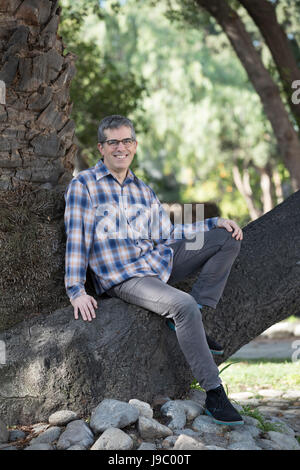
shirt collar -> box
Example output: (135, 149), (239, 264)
(94, 158), (137, 183)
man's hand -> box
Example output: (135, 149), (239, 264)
(217, 217), (243, 240)
(71, 294), (98, 321)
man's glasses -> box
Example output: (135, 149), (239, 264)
(102, 138), (136, 148)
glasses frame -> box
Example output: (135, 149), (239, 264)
(101, 138), (136, 148)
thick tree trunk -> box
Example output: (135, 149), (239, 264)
(195, 0), (300, 191)
(173, 189), (300, 362)
(0, 0), (76, 328)
(238, 0), (300, 128)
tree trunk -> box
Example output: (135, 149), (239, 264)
(238, 0), (300, 128)
(195, 0), (300, 191)
(173, 189), (300, 361)
(0, 0), (76, 329)
(232, 163), (262, 220)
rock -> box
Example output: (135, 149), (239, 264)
(67, 445), (86, 450)
(180, 400), (204, 420)
(0, 299), (193, 426)
(161, 435), (178, 448)
(243, 424), (261, 438)
(266, 417), (295, 436)
(173, 434), (207, 450)
(29, 426), (62, 445)
(48, 410), (78, 426)
(138, 442), (157, 450)
(137, 416), (173, 440)
(229, 392), (254, 400)
(129, 399), (153, 419)
(257, 389), (283, 398)
(56, 420), (94, 450)
(267, 431), (300, 450)
(205, 445), (226, 450)
(282, 390), (300, 400)
(90, 427), (133, 450)
(161, 401), (186, 430)
(242, 415), (260, 427)
(9, 429), (26, 441)
(174, 428), (201, 438)
(227, 429), (256, 444)
(186, 389), (206, 407)
(0, 418), (9, 443)
(227, 440), (262, 450)
(25, 443), (54, 450)
(90, 399), (139, 434)
(191, 415), (226, 434)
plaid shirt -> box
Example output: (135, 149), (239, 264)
(64, 159), (219, 301)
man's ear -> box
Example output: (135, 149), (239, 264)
(97, 143), (104, 155)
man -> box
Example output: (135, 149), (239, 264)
(64, 115), (244, 426)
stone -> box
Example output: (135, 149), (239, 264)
(191, 415), (226, 434)
(90, 427), (133, 450)
(0, 418), (9, 443)
(243, 424), (261, 438)
(257, 389), (283, 398)
(187, 389), (206, 407)
(137, 416), (173, 440)
(138, 442), (157, 450)
(28, 426), (62, 445)
(161, 435), (178, 448)
(56, 420), (94, 450)
(266, 417), (295, 436)
(282, 390), (300, 400)
(48, 410), (78, 426)
(90, 399), (139, 434)
(242, 415), (260, 427)
(267, 431), (300, 450)
(129, 399), (153, 419)
(227, 440), (262, 450)
(25, 443), (54, 450)
(9, 429), (26, 441)
(67, 445), (86, 450)
(180, 399), (203, 420)
(255, 438), (281, 450)
(205, 445), (226, 450)
(161, 401), (186, 430)
(173, 434), (207, 450)
(227, 429), (256, 444)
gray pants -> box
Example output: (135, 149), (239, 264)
(107, 228), (241, 391)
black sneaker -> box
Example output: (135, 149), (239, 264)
(205, 384), (244, 425)
(166, 319), (224, 355)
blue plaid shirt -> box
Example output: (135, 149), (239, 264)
(64, 159), (219, 301)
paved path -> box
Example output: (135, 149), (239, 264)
(230, 337), (299, 360)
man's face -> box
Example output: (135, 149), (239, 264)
(97, 126), (138, 175)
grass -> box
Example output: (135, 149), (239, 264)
(217, 358), (300, 394)
(191, 358), (300, 394)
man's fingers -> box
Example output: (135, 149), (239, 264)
(74, 306), (79, 320)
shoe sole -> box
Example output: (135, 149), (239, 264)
(166, 321), (224, 355)
(205, 409), (244, 426)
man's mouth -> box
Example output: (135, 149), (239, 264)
(114, 154), (128, 160)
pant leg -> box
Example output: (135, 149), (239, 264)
(107, 275), (221, 391)
(168, 228), (241, 308)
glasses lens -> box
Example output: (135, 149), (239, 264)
(106, 139), (134, 147)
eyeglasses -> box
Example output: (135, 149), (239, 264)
(101, 138), (136, 148)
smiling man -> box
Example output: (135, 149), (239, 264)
(64, 114), (244, 426)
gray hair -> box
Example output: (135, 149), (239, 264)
(97, 115), (136, 143)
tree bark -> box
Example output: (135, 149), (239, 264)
(0, 0), (77, 327)
(172, 189), (300, 361)
(232, 162), (262, 220)
(238, 0), (300, 128)
(195, 0), (300, 191)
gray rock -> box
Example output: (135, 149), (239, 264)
(243, 424), (261, 438)
(48, 410), (78, 426)
(56, 420), (94, 450)
(174, 428), (202, 438)
(0, 299), (193, 426)
(191, 415), (226, 434)
(90, 399), (139, 434)
(205, 445), (226, 450)
(180, 400), (204, 420)
(29, 426), (62, 445)
(67, 445), (86, 450)
(255, 438), (281, 450)
(161, 401), (186, 430)
(129, 399), (153, 419)
(137, 416), (173, 440)
(267, 431), (300, 450)
(161, 435), (178, 448)
(173, 434), (207, 450)
(0, 418), (9, 443)
(227, 440), (262, 450)
(242, 415), (260, 427)
(25, 443), (54, 450)
(137, 442), (157, 450)
(90, 427), (133, 450)
(9, 429), (26, 442)
(227, 429), (256, 444)
(266, 417), (295, 436)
